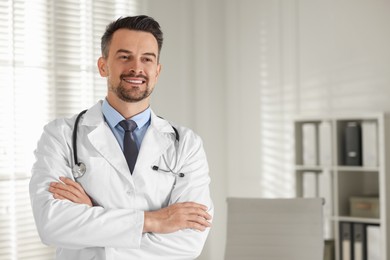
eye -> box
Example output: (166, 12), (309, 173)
(142, 57), (153, 62)
(119, 55), (129, 60)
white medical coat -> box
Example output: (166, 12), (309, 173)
(29, 100), (213, 260)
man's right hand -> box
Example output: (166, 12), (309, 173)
(49, 177), (93, 207)
(143, 202), (212, 233)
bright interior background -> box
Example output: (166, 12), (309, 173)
(2, 0), (390, 259)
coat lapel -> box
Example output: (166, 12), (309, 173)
(133, 112), (176, 173)
(80, 102), (176, 185)
(82, 101), (132, 183)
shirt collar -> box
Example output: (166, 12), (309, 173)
(102, 98), (151, 130)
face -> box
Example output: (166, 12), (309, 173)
(98, 29), (161, 104)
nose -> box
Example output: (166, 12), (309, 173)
(128, 60), (144, 75)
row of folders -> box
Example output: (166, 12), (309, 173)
(301, 120), (378, 167)
(340, 222), (381, 260)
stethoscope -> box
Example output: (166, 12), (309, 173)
(72, 109), (185, 179)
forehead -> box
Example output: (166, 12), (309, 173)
(109, 29), (158, 55)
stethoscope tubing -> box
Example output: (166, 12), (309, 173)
(72, 109), (88, 167)
(72, 109), (184, 178)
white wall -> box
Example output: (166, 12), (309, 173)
(146, 0), (390, 259)
(297, 0), (390, 114)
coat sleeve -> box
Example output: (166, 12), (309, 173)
(133, 129), (214, 260)
(29, 119), (144, 250)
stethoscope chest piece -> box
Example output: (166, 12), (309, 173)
(72, 162), (86, 178)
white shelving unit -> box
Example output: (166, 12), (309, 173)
(293, 113), (390, 260)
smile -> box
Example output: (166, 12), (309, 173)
(122, 77), (146, 85)
(123, 78), (146, 84)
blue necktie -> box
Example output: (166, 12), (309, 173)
(119, 120), (138, 174)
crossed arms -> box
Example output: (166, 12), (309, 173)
(49, 176), (212, 233)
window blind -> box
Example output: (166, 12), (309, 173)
(0, 0), (141, 258)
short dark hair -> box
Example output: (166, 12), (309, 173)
(101, 15), (163, 59)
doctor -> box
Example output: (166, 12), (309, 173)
(29, 15), (213, 260)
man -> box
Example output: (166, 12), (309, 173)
(29, 15), (213, 260)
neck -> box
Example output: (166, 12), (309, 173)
(106, 95), (150, 119)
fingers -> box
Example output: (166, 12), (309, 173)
(186, 221), (209, 232)
(174, 202), (212, 220)
(185, 204), (212, 232)
(49, 185), (80, 204)
(49, 177), (92, 207)
(143, 202), (212, 233)
(187, 214), (212, 231)
(184, 208), (212, 231)
(49, 180), (83, 199)
(53, 193), (66, 200)
(60, 177), (87, 195)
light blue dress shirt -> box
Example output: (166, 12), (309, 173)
(102, 99), (151, 150)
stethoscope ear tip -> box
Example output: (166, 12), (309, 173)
(152, 165), (185, 178)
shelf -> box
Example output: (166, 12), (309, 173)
(294, 113), (389, 260)
(335, 166), (379, 172)
(295, 165), (380, 172)
(333, 216), (380, 225)
(294, 165), (324, 171)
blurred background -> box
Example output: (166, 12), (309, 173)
(1, 0), (390, 259)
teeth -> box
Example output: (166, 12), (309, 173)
(125, 79), (143, 84)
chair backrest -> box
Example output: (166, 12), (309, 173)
(225, 197), (324, 260)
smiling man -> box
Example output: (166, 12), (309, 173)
(29, 15), (213, 260)
(102, 29), (160, 107)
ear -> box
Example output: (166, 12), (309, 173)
(155, 63), (162, 81)
(97, 57), (108, 77)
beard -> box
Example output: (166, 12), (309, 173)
(109, 73), (153, 103)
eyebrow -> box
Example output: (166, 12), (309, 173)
(116, 49), (157, 59)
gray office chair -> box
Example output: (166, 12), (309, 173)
(225, 198), (324, 260)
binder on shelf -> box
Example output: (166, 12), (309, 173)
(353, 223), (366, 260)
(366, 225), (381, 260)
(302, 123), (318, 165)
(302, 171), (318, 198)
(344, 122), (362, 166)
(340, 222), (353, 260)
(319, 170), (333, 239)
(362, 121), (378, 167)
(319, 121), (332, 166)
